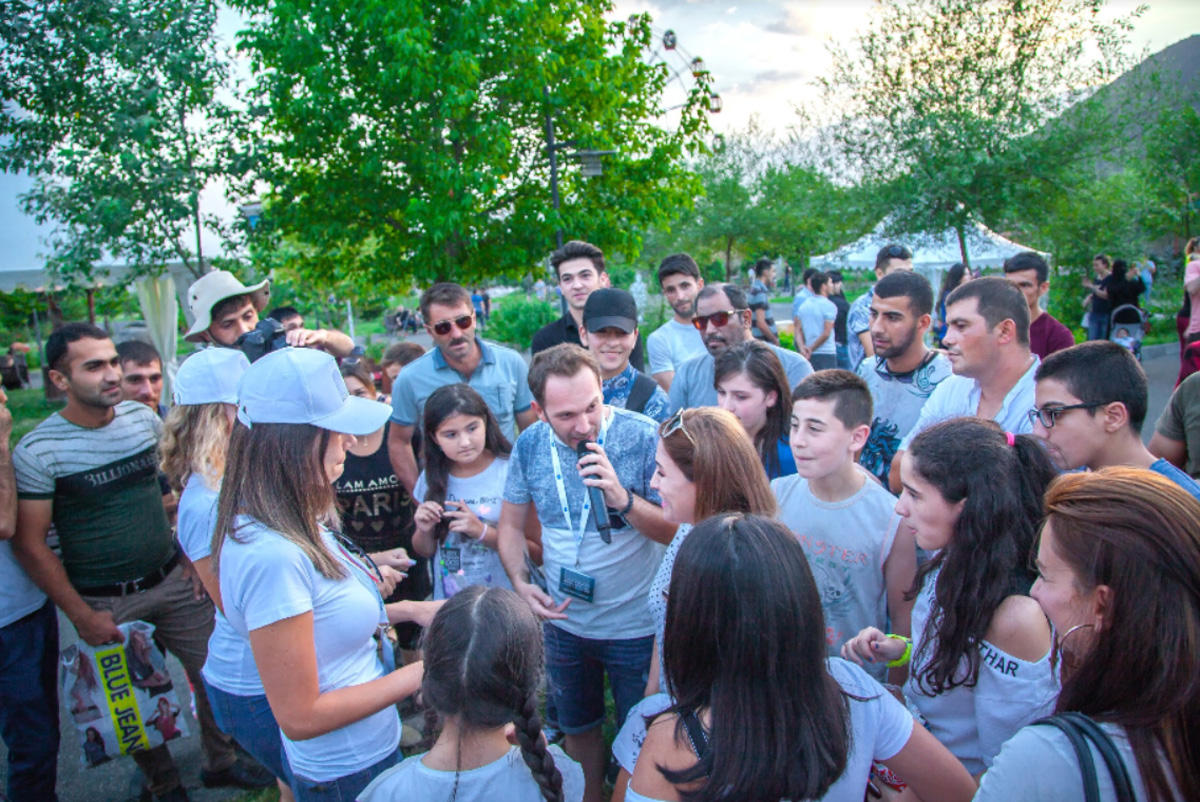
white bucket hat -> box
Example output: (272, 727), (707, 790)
(184, 270), (270, 343)
(173, 348), (251, 406)
(236, 347), (389, 435)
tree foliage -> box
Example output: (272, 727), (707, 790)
(1139, 104), (1200, 243)
(0, 0), (236, 284)
(233, 0), (714, 290)
(817, 0), (1142, 264)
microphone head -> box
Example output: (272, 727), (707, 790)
(576, 440), (593, 456)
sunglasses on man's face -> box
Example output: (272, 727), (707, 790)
(691, 309), (742, 331)
(429, 314), (474, 336)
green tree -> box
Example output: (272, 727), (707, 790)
(1140, 104), (1200, 243)
(816, 0), (1140, 266)
(0, 0), (237, 284)
(752, 158), (870, 270)
(233, 0), (713, 290)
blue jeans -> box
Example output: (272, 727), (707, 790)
(543, 624), (653, 734)
(836, 344), (851, 370)
(0, 601), (60, 802)
(1087, 311), (1110, 341)
(204, 680), (291, 786)
(291, 746), (402, 802)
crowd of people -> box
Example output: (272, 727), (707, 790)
(0, 238), (1198, 802)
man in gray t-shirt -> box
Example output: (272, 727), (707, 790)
(497, 344), (672, 802)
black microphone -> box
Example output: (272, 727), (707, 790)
(576, 441), (612, 544)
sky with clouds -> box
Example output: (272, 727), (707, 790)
(614, 0), (1199, 137)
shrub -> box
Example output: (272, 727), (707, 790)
(487, 294), (557, 350)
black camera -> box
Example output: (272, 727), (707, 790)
(234, 317), (290, 363)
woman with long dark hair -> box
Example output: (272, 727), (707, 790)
(626, 514), (975, 802)
(610, 408), (776, 800)
(214, 348), (430, 801)
(360, 586), (583, 801)
(843, 417), (1060, 775)
(976, 467), (1200, 801)
(411, 383), (514, 598)
(713, 340), (795, 479)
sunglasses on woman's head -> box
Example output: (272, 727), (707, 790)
(661, 408), (695, 446)
(430, 314), (474, 336)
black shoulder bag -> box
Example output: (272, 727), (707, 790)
(1033, 712), (1135, 802)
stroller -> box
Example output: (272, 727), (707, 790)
(1109, 304), (1147, 361)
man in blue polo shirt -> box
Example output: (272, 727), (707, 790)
(388, 282), (537, 494)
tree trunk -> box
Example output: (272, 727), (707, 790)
(725, 237), (734, 282)
(955, 224), (971, 269)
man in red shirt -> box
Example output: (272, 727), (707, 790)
(1003, 251), (1074, 359)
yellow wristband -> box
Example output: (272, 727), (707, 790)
(885, 634), (912, 668)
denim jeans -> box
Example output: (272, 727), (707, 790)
(0, 600), (60, 802)
(836, 344), (851, 370)
(543, 623), (654, 734)
(204, 681), (291, 785)
(291, 746), (402, 802)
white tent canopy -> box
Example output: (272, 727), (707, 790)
(810, 220), (1049, 291)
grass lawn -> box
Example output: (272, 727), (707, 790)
(5, 386), (63, 448)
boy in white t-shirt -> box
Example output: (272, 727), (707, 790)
(772, 370), (917, 681)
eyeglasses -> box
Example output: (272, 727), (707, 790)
(660, 408), (695, 446)
(429, 314), (474, 336)
(691, 309), (743, 331)
(1027, 402), (1105, 429)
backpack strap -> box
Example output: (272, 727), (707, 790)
(625, 371), (658, 415)
(1035, 715), (1100, 802)
(1061, 713), (1136, 802)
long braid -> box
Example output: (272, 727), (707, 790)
(512, 692), (564, 802)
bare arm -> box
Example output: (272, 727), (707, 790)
(1187, 276), (1200, 295)
(882, 521), (917, 686)
(651, 371), (674, 392)
(1148, 432), (1188, 470)
(386, 423), (419, 495)
(0, 397), (14, 540)
(11, 499), (123, 645)
(515, 407), (538, 431)
(286, 327), (356, 358)
(857, 329), (874, 358)
(887, 449), (904, 495)
(882, 721), (978, 802)
(497, 500), (568, 620)
(752, 309), (778, 345)
(619, 489), (676, 545)
(792, 316), (808, 353)
(249, 612), (423, 741)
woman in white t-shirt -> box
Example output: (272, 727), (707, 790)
(412, 383), (514, 599)
(977, 468), (1200, 801)
(212, 348), (427, 802)
(625, 514), (975, 802)
(611, 408), (776, 800)
(844, 418), (1060, 775)
(160, 347), (295, 799)
(360, 585), (585, 802)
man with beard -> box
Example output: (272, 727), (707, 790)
(11, 324), (268, 801)
(645, 253), (706, 391)
(668, 284), (812, 413)
(496, 344), (672, 802)
(856, 271), (951, 491)
(388, 282), (537, 494)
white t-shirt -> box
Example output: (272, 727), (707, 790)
(413, 457), (513, 600)
(976, 722), (1160, 801)
(359, 744), (585, 802)
(646, 317), (706, 376)
(616, 659), (914, 802)
(898, 356), (1039, 450)
(176, 475), (263, 695)
(0, 541), (46, 629)
(903, 568), (1059, 775)
(218, 518), (400, 782)
(797, 295), (838, 356)
(772, 473), (900, 680)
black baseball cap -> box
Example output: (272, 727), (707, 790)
(583, 288), (638, 334)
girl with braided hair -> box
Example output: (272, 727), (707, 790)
(359, 585), (585, 801)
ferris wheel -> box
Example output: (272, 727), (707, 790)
(637, 20), (723, 133)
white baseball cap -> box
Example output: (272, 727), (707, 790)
(236, 347), (389, 434)
(173, 348), (251, 406)
(184, 270), (270, 342)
